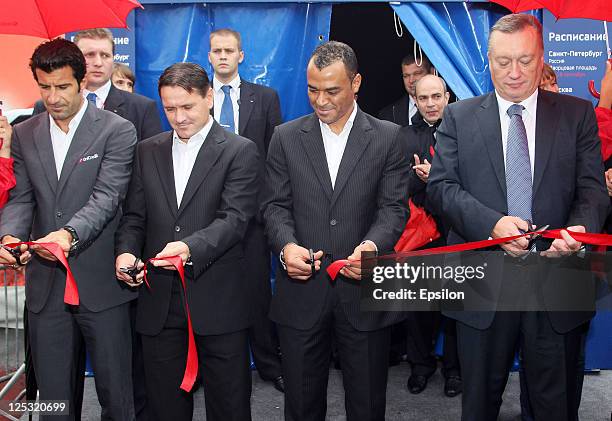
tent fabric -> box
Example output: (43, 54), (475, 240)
(134, 3), (331, 129)
(391, 2), (540, 99)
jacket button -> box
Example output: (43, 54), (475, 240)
(56, 211), (62, 218)
(174, 225), (181, 232)
(330, 219), (337, 226)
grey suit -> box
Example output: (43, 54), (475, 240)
(1, 102), (137, 420)
(263, 108), (409, 420)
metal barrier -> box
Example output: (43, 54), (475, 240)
(0, 266), (27, 421)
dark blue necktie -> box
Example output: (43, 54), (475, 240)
(505, 103), (532, 222)
(219, 85), (235, 133)
(86, 93), (97, 107)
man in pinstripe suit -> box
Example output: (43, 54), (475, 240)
(263, 41), (410, 421)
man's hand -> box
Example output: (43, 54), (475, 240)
(413, 154), (431, 183)
(341, 241), (377, 280)
(0, 116), (12, 159)
(541, 225), (585, 258)
(605, 168), (612, 197)
(31, 229), (72, 261)
(152, 241), (190, 270)
(282, 243), (323, 281)
(491, 216), (531, 257)
(116, 253), (144, 286)
(0, 235), (30, 266)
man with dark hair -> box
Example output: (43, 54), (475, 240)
(208, 28), (284, 392)
(378, 53), (434, 126)
(115, 62), (259, 421)
(263, 40), (409, 420)
(0, 38), (137, 419)
(33, 27), (162, 142)
(428, 14), (608, 421)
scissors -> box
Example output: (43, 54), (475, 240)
(119, 257), (143, 285)
(306, 248), (315, 277)
(1, 244), (27, 267)
(521, 224), (550, 259)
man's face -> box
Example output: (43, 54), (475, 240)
(307, 60), (361, 128)
(488, 27), (544, 103)
(36, 66), (85, 125)
(415, 76), (450, 125)
(160, 85), (213, 140)
(402, 63), (430, 97)
(76, 37), (114, 90)
(112, 73), (134, 93)
(208, 34), (244, 81)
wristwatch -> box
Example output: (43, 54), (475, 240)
(63, 225), (79, 254)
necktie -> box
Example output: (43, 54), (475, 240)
(505, 104), (532, 222)
(86, 93), (97, 107)
(219, 85), (235, 133)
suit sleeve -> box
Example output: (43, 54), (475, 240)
(567, 103), (609, 232)
(262, 128), (299, 254)
(66, 119), (137, 251)
(0, 128), (35, 240)
(181, 140), (259, 278)
(115, 143), (146, 257)
(140, 100), (163, 140)
(362, 127), (411, 252)
(427, 105), (504, 241)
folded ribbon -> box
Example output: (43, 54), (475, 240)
(327, 229), (612, 280)
(144, 256), (198, 393)
(6, 242), (78, 305)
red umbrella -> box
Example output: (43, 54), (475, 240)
(0, 0), (142, 39)
(490, 0), (612, 20)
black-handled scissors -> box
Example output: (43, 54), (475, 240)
(1, 244), (27, 267)
(120, 257), (143, 284)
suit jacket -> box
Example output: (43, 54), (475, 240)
(378, 94), (411, 126)
(427, 89), (609, 332)
(33, 85), (163, 142)
(115, 121), (260, 336)
(263, 108), (410, 332)
(0, 103), (138, 313)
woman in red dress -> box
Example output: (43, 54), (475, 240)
(0, 115), (15, 208)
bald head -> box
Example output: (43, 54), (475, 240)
(414, 75), (449, 124)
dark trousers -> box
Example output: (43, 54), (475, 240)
(243, 222), (282, 380)
(457, 311), (586, 421)
(405, 312), (460, 378)
(28, 278), (134, 421)
(277, 288), (391, 421)
(141, 286), (252, 421)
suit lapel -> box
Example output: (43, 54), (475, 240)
(533, 90), (558, 198)
(476, 93), (506, 197)
(238, 81), (255, 135)
(177, 122), (225, 216)
(32, 114), (58, 194)
(103, 85), (125, 115)
(153, 133), (178, 218)
(299, 115), (333, 200)
(330, 109), (371, 206)
(56, 103), (98, 197)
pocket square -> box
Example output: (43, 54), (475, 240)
(79, 153), (99, 163)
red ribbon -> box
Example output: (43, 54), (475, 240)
(326, 229), (612, 280)
(7, 242), (79, 305)
(144, 256), (198, 393)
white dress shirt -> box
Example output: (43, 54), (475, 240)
(172, 117), (214, 207)
(49, 99), (88, 179)
(408, 96), (417, 125)
(495, 89), (538, 179)
(212, 75), (241, 134)
(83, 80), (112, 110)
(319, 102), (358, 188)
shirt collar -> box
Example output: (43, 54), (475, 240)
(319, 101), (359, 136)
(84, 79), (112, 104)
(495, 88), (538, 119)
(49, 98), (88, 134)
(172, 116), (214, 146)
(213, 74), (241, 93)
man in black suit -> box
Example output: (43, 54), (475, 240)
(115, 62), (259, 421)
(377, 53), (434, 126)
(208, 28), (284, 392)
(427, 14), (608, 421)
(0, 38), (137, 420)
(263, 41), (409, 421)
(33, 28), (162, 142)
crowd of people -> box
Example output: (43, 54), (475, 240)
(0, 12), (610, 421)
